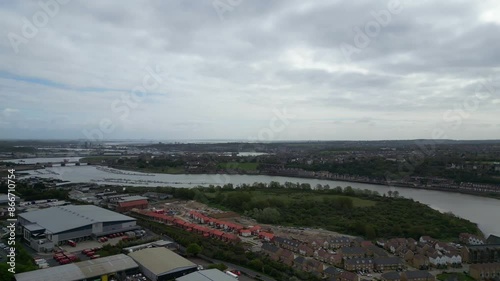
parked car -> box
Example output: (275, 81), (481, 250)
(59, 258), (70, 265)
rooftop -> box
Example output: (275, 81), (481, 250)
(14, 254), (138, 281)
(341, 247), (366, 255)
(487, 235), (500, 245)
(118, 199), (148, 208)
(128, 247), (196, 275)
(381, 271), (401, 280)
(404, 270), (434, 279)
(19, 205), (136, 234)
(262, 243), (280, 254)
(345, 258), (373, 265)
(176, 269), (237, 281)
(374, 256), (404, 265)
(118, 195), (148, 202)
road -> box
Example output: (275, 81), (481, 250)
(208, 257), (276, 281)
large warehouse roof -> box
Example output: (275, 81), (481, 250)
(128, 247), (196, 275)
(19, 205), (135, 234)
(77, 254), (138, 277)
(176, 269), (238, 281)
(118, 195), (148, 202)
(14, 254), (138, 281)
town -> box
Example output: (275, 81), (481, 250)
(1, 140), (500, 197)
(3, 0), (500, 280)
(1, 178), (499, 281)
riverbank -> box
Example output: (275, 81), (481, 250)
(17, 165), (500, 235)
(107, 164), (500, 200)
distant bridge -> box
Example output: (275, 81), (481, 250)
(42, 161), (90, 167)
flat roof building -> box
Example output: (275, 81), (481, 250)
(176, 269), (237, 281)
(14, 254), (139, 281)
(116, 196), (148, 212)
(122, 239), (177, 253)
(18, 205), (138, 251)
(128, 247), (197, 281)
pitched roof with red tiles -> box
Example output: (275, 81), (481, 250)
(259, 232), (275, 239)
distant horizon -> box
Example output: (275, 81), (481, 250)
(1, 1), (500, 140)
(1, 138), (500, 143)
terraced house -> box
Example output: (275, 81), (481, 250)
(341, 247), (367, 259)
(469, 262), (500, 280)
(374, 257), (405, 271)
(462, 244), (500, 263)
(344, 257), (373, 271)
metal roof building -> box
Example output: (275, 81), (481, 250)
(14, 254), (139, 281)
(18, 205), (137, 251)
(176, 269), (237, 281)
(128, 247), (197, 281)
(19, 205), (135, 233)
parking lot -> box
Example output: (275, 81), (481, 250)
(25, 228), (156, 268)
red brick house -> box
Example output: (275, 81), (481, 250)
(315, 249), (332, 262)
(299, 244), (314, 257)
(280, 249), (295, 266)
(344, 258), (374, 271)
(259, 232), (275, 242)
(339, 271), (360, 281)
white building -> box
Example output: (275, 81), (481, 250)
(18, 205), (138, 251)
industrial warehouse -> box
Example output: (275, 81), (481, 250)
(17, 205), (138, 251)
(176, 269), (239, 281)
(128, 247), (198, 281)
(14, 254), (139, 281)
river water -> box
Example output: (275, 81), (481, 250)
(2, 157), (83, 164)
(21, 165), (500, 236)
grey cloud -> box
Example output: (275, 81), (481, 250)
(0, 0), (499, 140)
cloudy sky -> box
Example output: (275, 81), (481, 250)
(0, 0), (499, 141)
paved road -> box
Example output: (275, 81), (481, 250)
(209, 257), (276, 281)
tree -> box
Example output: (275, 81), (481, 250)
(249, 258), (264, 271)
(193, 190), (209, 204)
(344, 186), (354, 195)
(186, 243), (202, 257)
(207, 263), (228, 271)
(333, 186), (343, 193)
(393, 191), (399, 198)
(365, 224), (377, 239)
(33, 182), (46, 189)
(388, 190), (393, 198)
(254, 207), (281, 224)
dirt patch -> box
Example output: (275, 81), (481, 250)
(210, 212), (240, 219)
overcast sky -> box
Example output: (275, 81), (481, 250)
(0, 0), (499, 141)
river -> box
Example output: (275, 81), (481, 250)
(21, 165), (500, 236)
(2, 157), (83, 164)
